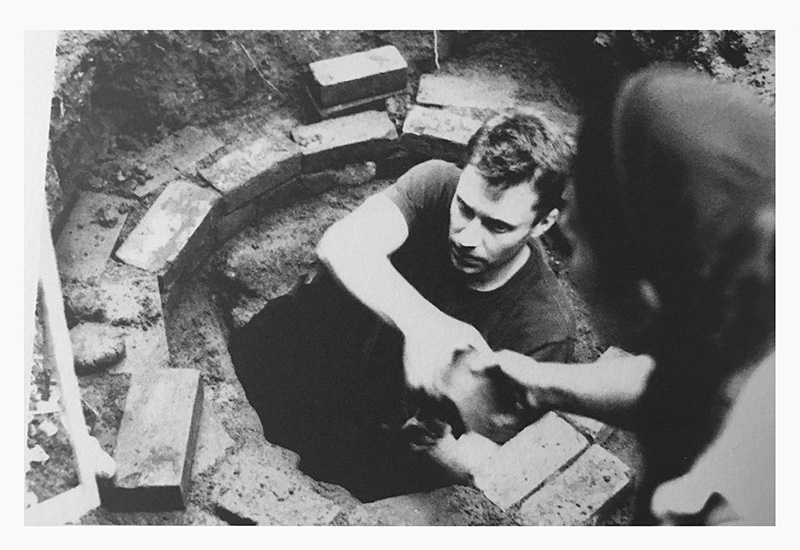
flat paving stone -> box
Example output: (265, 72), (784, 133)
(474, 411), (588, 510)
(309, 45), (408, 107)
(400, 105), (483, 164)
(517, 444), (632, 526)
(198, 134), (301, 214)
(132, 126), (224, 198)
(55, 192), (131, 280)
(109, 369), (203, 511)
(291, 110), (399, 173)
(416, 72), (519, 111)
(115, 180), (220, 291)
(212, 444), (341, 526)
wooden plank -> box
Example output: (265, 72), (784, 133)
(26, 203), (101, 525)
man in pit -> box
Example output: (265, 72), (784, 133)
(230, 110), (578, 500)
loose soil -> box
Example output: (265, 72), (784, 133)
(34, 30), (775, 525)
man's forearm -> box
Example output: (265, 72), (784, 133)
(498, 351), (655, 430)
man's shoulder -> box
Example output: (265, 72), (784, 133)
(511, 244), (577, 338)
(398, 159), (461, 190)
(384, 159), (461, 224)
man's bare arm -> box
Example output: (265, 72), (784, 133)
(316, 194), (490, 394)
(485, 349), (656, 430)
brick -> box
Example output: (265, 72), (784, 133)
(115, 180), (220, 291)
(416, 72), (519, 111)
(308, 45), (407, 107)
(400, 105), (483, 164)
(55, 192), (131, 280)
(345, 486), (514, 526)
(517, 444), (632, 525)
(212, 445), (341, 525)
(291, 110), (399, 173)
(560, 412), (614, 443)
(198, 134), (301, 214)
(109, 369), (203, 511)
(215, 200), (259, 245)
(192, 393), (235, 476)
(474, 411), (588, 510)
(133, 126), (224, 198)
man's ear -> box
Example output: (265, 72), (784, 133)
(530, 208), (559, 238)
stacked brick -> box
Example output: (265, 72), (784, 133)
(51, 43), (633, 524)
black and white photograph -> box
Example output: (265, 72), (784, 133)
(17, 17), (797, 537)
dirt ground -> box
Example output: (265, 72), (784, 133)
(32, 29), (776, 525)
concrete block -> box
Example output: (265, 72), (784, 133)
(55, 192), (131, 280)
(309, 45), (407, 107)
(416, 72), (519, 111)
(474, 411), (588, 510)
(212, 445), (341, 525)
(400, 105), (483, 164)
(517, 444), (632, 525)
(109, 368), (203, 511)
(291, 110), (399, 173)
(115, 180), (220, 291)
(345, 486), (515, 526)
(133, 126), (224, 198)
(198, 135), (301, 214)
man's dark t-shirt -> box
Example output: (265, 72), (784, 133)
(384, 159), (575, 362)
(229, 159), (576, 501)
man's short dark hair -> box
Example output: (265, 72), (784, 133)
(465, 111), (573, 218)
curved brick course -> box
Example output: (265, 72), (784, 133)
(52, 53), (633, 526)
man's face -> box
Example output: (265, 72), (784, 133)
(448, 165), (542, 277)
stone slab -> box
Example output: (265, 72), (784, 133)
(517, 444), (632, 525)
(400, 105), (483, 164)
(309, 45), (408, 107)
(55, 192), (131, 280)
(416, 72), (519, 111)
(133, 126), (224, 198)
(198, 134), (301, 214)
(115, 180), (220, 290)
(291, 110), (399, 173)
(212, 446), (341, 525)
(345, 486), (515, 526)
(474, 411), (588, 510)
(109, 369), (203, 511)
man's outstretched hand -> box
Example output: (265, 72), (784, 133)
(402, 315), (491, 398)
